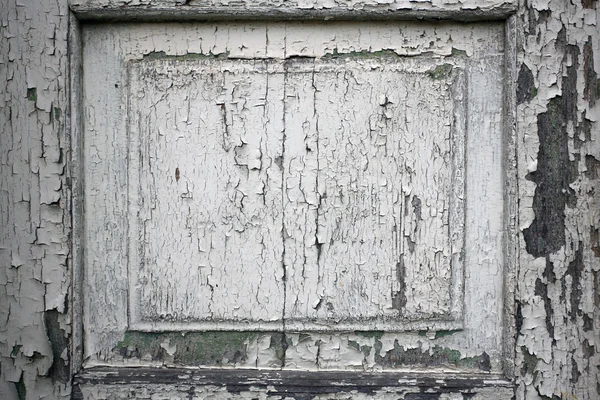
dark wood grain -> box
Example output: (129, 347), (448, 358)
(74, 367), (513, 399)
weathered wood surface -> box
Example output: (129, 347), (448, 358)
(0, 1), (599, 400)
(126, 56), (465, 330)
(75, 384), (513, 400)
(73, 367), (513, 399)
(81, 22), (505, 377)
(128, 59), (286, 326)
(70, 0), (518, 22)
(281, 58), (463, 326)
(0, 1), (72, 400)
(514, 1), (600, 399)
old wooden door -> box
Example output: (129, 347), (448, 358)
(74, 14), (516, 400)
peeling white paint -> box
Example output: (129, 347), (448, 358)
(123, 55), (469, 329)
(70, 0), (518, 15)
(1, 0), (598, 399)
(82, 21), (507, 380)
(514, 1), (600, 399)
(79, 384), (514, 400)
(0, 0), (71, 399)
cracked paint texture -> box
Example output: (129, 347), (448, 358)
(70, 0), (517, 15)
(515, 0), (600, 400)
(0, 0), (71, 399)
(0, 1), (599, 400)
(125, 56), (464, 327)
(81, 22), (506, 382)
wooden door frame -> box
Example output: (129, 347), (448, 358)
(67, 3), (519, 397)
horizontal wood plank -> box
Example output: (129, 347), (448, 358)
(70, 2), (517, 22)
(75, 367), (513, 388)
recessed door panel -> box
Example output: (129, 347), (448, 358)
(82, 22), (507, 379)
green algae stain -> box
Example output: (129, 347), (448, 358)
(348, 340), (360, 351)
(298, 333), (312, 343)
(11, 345), (22, 357)
(27, 88), (36, 102)
(451, 47), (468, 57)
(521, 346), (540, 378)
(427, 63), (453, 80)
(348, 339), (372, 357)
(269, 333), (288, 364)
(15, 374), (26, 400)
(435, 330), (458, 339)
(418, 330), (461, 339)
(375, 340), (491, 371)
(115, 331), (256, 366)
(355, 331), (384, 340)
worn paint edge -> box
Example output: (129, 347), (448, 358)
(74, 367), (513, 388)
(501, 14), (518, 380)
(69, 5), (518, 23)
(129, 320), (465, 333)
(69, 10), (86, 376)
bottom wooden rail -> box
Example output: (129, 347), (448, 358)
(74, 367), (514, 399)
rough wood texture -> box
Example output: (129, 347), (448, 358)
(73, 367), (514, 400)
(0, 1), (598, 400)
(70, 0), (518, 22)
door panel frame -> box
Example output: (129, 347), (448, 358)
(68, 3), (518, 396)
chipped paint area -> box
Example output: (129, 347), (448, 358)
(0, 0), (71, 399)
(101, 331), (495, 373)
(1, 0), (598, 399)
(126, 56), (464, 329)
(78, 384), (514, 400)
(70, 0), (518, 15)
(515, 1), (600, 399)
(82, 21), (506, 380)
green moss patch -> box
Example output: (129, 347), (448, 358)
(115, 331), (257, 366)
